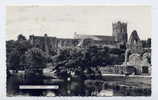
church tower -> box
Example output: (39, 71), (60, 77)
(112, 21), (128, 43)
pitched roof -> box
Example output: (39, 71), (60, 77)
(94, 35), (114, 41)
(74, 34), (114, 41)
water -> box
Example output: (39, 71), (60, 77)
(7, 73), (68, 96)
(7, 74), (151, 96)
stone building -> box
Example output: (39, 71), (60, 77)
(29, 34), (79, 54)
(29, 21), (128, 53)
(124, 30), (151, 75)
(124, 52), (151, 75)
(74, 34), (116, 48)
(28, 21), (151, 75)
(74, 21), (128, 48)
(127, 30), (143, 54)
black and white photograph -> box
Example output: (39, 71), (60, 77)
(6, 5), (151, 96)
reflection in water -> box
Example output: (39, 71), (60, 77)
(97, 89), (113, 96)
(7, 73), (66, 96)
(7, 74), (44, 96)
(7, 74), (151, 96)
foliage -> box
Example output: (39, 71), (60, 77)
(6, 34), (127, 96)
(50, 46), (125, 95)
(25, 48), (48, 69)
(6, 35), (32, 70)
(52, 46), (125, 80)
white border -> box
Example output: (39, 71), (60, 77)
(0, 0), (157, 100)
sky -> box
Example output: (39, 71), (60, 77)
(6, 5), (151, 40)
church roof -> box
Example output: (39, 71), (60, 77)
(74, 34), (114, 41)
(93, 35), (114, 41)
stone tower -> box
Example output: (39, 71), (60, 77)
(112, 21), (128, 43)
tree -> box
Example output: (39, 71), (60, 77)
(6, 40), (17, 70)
(50, 46), (126, 95)
(25, 48), (48, 72)
(23, 47), (50, 85)
(17, 34), (26, 41)
(52, 46), (125, 79)
(6, 35), (32, 71)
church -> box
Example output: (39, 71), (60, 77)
(17, 20), (152, 75)
(29, 21), (128, 53)
(28, 21), (151, 75)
